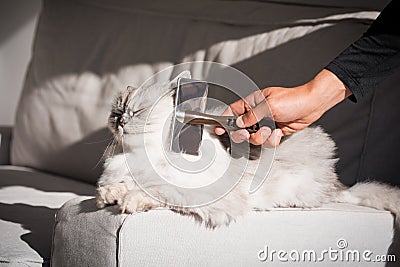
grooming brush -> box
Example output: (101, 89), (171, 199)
(170, 78), (274, 155)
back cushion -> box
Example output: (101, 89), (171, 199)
(12, 0), (396, 185)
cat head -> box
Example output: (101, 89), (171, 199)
(108, 71), (191, 143)
(108, 70), (261, 160)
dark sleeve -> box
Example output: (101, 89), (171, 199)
(325, 0), (400, 102)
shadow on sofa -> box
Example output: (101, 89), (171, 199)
(0, 164), (94, 266)
(0, 203), (57, 260)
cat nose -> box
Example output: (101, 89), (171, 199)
(119, 114), (130, 127)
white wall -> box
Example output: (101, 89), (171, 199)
(0, 0), (42, 126)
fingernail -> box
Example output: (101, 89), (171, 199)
(261, 128), (270, 137)
(239, 131), (250, 140)
(276, 129), (284, 137)
(236, 116), (245, 128)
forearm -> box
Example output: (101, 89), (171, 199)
(305, 69), (352, 119)
(325, 0), (400, 102)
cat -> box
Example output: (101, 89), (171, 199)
(96, 71), (400, 227)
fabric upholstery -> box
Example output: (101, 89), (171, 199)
(0, 127), (12, 165)
(11, 0), (399, 186)
(0, 166), (94, 266)
(52, 197), (395, 267)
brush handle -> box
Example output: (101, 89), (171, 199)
(182, 111), (274, 134)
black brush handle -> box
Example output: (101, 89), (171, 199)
(182, 111), (275, 133)
(223, 116), (275, 133)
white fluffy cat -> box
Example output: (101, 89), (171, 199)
(96, 71), (400, 227)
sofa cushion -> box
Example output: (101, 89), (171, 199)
(0, 166), (94, 266)
(52, 197), (396, 266)
(11, 0), (399, 185)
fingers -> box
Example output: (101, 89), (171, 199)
(229, 127), (283, 147)
(229, 99), (247, 116)
(230, 129), (250, 143)
(244, 127), (282, 147)
(247, 126), (272, 145)
(215, 106), (235, 135)
(214, 89), (272, 135)
(236, 100), (271, 128)
(214, 126), (226, 135)
(236, 110), (258, 128)
(262, 129), (283, 147)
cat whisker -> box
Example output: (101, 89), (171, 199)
(92, 137), (117, 169)
(110, 139), (118, 158)
(84, 133), (114, 145)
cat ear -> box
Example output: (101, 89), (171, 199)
(169, 71), (191, 89)
(126, 86), (136, 92)
(119, 86), (136, 105)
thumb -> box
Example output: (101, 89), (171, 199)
(236, 109), (258, 128)
(236, 101), (269, 128)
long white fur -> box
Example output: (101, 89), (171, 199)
(97, 71), (400, 227)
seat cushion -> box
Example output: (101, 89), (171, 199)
(0, 166), (95, 266)
(52, 197), (395, 266)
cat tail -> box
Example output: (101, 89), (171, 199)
(336, 181), (400, 225)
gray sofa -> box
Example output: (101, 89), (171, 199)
(1, 0), (399, 266)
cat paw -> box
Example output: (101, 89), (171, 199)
(118, 189), (162, 213)
(96, 182), (129, 209)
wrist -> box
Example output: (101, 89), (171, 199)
(307, 69), (352, 115)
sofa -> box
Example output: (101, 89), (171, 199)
(1, 0), (399, 266)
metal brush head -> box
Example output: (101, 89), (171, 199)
(170, 78), (208, 155)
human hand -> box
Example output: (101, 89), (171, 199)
(215, 69), (351, 146)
